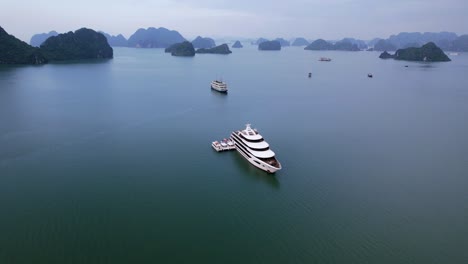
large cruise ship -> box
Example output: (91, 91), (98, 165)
(230, 124), (281, 173)
(211, 80), (228, 93)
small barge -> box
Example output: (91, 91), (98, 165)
(212, 138), (236, 152)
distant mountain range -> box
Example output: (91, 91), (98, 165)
(25, 29), (468, 53)
(30, 31), (58, 47)
(304, 39), (360, 51)
(100, 32), (128, 47)
(370, 32), (467, 51)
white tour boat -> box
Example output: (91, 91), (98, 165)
(230, 124), (281, 173)
(211, 80), (228, 93)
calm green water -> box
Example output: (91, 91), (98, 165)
(1, 47), (468, 263)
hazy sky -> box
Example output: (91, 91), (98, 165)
(2, 0), (467, 42)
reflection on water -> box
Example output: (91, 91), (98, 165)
(48, 58), (113, 65)
(210, 89), (228, 97)
(230, 151), (280, 189)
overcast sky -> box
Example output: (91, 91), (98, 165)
(2, 0), (467, 42)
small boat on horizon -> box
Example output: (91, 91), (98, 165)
(319, 57), (331, 62)
(368, 73), (373, 78)
(211, 80), (228, 93)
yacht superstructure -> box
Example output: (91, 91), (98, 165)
(211, 80), (228, 93)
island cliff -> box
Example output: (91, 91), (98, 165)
(379, 42), (450, 62)
(196, 44), (232, 54)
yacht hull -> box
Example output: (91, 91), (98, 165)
(230, 133), (281, 173)
(211, 86), (227, 93)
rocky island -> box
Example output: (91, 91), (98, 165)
(304, 39), (359, 51)
(258, 40), (281, 51)
(0, 26), (48, 64)
(232, 41), (243, 48)
(196, 44), (232, 54)
(254, 38), (269, 45)
(192, 36), (216, 49)
(304, 39), (334, 50)
(379, 42), (450, 62)
(127, 27), (185, 48)
(292, 37), (309, 46)
(165, 41), (195, 56)
(40, 28), (113, 60)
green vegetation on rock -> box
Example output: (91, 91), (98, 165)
(379, 42), (450, 62)
(0, 26), (48, 65)
(165, 41), (195, 56)
(40, 28), (113, 60)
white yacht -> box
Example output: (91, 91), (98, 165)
(230, 124), (281, 173)
(211, 80), (228, 93)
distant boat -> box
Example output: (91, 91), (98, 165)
(368, 73), (373, 78)
(319, 57), (331, 62)
(448, 52), (459, 56)
(211, 80), (228, 93)
(308, 72), (312, 78)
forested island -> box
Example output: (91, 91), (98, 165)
(379, 42), (450, 62)
(165, 41), (195, 56)
(0, 26), (48, 64)
(1, 27), (112, 65)
(196, 44), (232, 54)
(41, 28), (113, 60)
